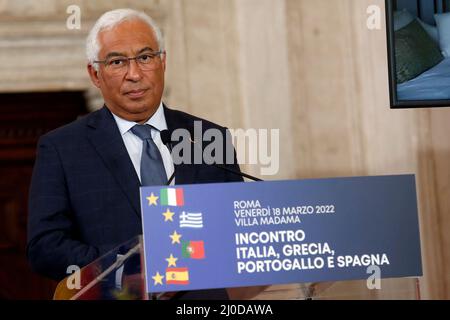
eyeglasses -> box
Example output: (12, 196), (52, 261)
(94, 51), (165, 74)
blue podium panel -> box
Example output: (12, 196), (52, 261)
(140, 175), (422, 293)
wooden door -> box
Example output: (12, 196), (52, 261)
(0, 91), (88, 299)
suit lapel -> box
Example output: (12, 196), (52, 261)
(164, 106), (197, 185)
(86, 107), (142, 218)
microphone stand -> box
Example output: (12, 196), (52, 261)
(160, 129), (262, 183)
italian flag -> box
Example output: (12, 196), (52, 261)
(166, 267), (189, 285)
(160, 188), (184, 206)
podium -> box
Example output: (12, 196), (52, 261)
(53, 236), (421, 300)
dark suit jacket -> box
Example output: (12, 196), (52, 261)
(27, 105), (243, 298)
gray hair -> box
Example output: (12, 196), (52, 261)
(86, 9), (164, 69)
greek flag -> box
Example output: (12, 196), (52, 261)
(179, 212), (203, 228)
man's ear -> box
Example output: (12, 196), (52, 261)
(87, 64), (101, 88)
(161, 52), (167, 72)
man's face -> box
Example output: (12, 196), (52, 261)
(88, 19), (166, 123)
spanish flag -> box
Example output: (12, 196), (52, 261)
(166, 267), (189, 285)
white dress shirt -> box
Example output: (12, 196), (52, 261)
(111, 102), (175, 185)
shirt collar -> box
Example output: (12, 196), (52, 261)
(112, 102), (167, 135)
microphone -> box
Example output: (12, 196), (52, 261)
(160, 130), (172, 150)
(160, 129), (176, 185)
(162, 128), (262, 182)
(213, 163), (262, 182)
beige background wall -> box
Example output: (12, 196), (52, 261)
(1, 0), (449, 299)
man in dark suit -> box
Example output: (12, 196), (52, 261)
(27, 9), (242, 299)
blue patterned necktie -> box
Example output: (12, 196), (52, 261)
(131, 124), (167, 186)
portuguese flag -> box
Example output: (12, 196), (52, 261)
(160, 188), (184, 206)
(182, 240), (205, 259)
(166, 267), (189, 285)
